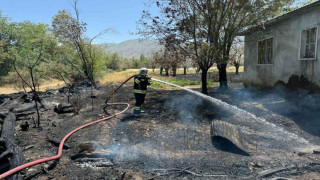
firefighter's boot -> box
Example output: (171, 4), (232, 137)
(133, 106), (141, 115)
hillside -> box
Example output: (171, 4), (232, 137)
(99, 39), (163, 58)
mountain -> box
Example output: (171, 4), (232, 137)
(99, 39), (163, 58)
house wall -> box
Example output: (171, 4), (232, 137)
(244, 6), (320, 87)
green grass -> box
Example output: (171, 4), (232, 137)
(150, 79), (214, 88)
(150, 81), (165, 88)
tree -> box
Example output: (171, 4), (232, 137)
(107, 53), (121, 70)
(150, 55), (157, 72)
(154, 50), (170, 76)
(139, 54), (151, 68)
(138, 0), (218, 93)
(229, 43), (244, 74)
(139, 0), (293, 93)
(48, 43), (82, 103)
(169, 49), (185, 77)
(52, 7), (94, 87)
(89, 45), (108, 78)
(153, 49), (184, 76)
(153, 52), (163, 74)
(281, 0), (317, 14)
(131, 57), (140, 69)
(9, 21), (53, 128)
(48, 41), (106, 103)
(119, 58), (133, 70)
(52, 0), (109, 88)
(182, 57), (193, 75)
(0, 13), (17, 80)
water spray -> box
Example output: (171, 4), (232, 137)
(151, 78), (311, 148)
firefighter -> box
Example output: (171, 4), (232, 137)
(133, 68), (151, 115)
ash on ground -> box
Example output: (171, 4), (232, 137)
(1, 82), (320, 180)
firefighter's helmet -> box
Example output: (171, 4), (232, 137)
(139, 68), (148, 76)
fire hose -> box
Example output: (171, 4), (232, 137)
(103, 75), (135, 114)
(0, 76), (136, 179)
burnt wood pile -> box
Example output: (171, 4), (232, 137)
(0, 112), (24, 180)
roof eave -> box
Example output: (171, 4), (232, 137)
(238, 1), (320, 36)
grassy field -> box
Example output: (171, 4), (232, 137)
(0, 79), (65, 95)
(99, 66), (244, 84)
(0, 66), (243, 94)
(98, 66), (243, 90)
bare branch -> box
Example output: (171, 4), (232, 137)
(12, 58), (33, 90)
(31, 42), (43, 69)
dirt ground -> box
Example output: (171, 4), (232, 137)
(0, 76), (320, 180)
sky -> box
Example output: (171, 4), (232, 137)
(0, 0), (312, 43)
(0, 0), (157, 43)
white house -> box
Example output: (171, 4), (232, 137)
(241, 1), (320, 88)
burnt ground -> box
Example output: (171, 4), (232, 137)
(0, 78), (320, 180)
(208, 85), (320, 145)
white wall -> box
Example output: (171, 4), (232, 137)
(244, 6), (320, 87)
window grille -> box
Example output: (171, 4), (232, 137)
(300, 27), (317, 60)
(258, 38), (273, 64)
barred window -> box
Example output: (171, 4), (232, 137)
(300, 27), (317, 59)
(258, 38), (273, 64)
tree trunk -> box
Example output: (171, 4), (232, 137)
(201, 68), (208, 94)
(160, 67), (163, 75)
(67, 88), (70, 103)
(165, 68), (169, 76)
(218, 63), (228, 89)
(172, 67), (177, 77)
(21, 83), (26, 93)
(91, 85), (94, 112)
(84, 68), (96, 89)
(235, 65), (239, 74)
(196, 66), (200, 74)
(184, 66), (187, 75)
(34, 100), (40, 128)
(89, 76), (97, 89)
(0, 113), (24, 180)
(152, 67), (155, 72)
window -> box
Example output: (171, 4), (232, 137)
(300, 27), (317, 60)
(258, 38), (273, 64)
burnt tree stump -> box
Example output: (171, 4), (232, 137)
(54, 103), (74, 114)
(0, 113), (24, 180)
(13, 102), (36, 113)
(0, 110), (8, 119)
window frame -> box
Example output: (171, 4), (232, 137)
(257, 37), (274, 65)
(299, 26), (318, 61)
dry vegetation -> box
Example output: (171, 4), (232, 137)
(0, 79), (65, 94)
(0, 66), (244, 94)
(99, 66), (244, 87)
